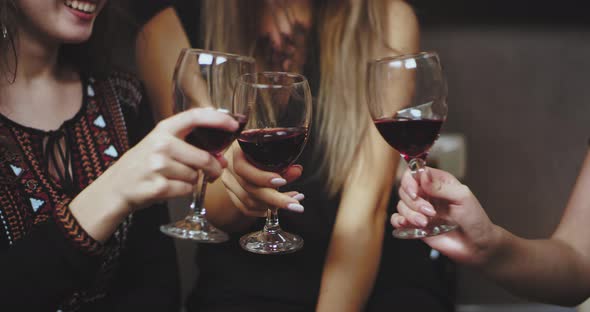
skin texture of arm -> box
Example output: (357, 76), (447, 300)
(135, 7), (190, 121)
(316, 1), (419, 310)
(485, 150), (590, 306)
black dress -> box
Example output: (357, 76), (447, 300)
(131, 1), (456, 311)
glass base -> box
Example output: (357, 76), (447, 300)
(393, 218), (458, 239)
(240, 229), (303, 255)
(160, 216), (229, 243)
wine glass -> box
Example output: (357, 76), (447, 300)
(367, 51), (458, 239)
(235, 72), (312, 254)
(160, 48), (255, 242)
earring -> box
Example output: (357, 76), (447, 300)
(1, 24), (7, 39)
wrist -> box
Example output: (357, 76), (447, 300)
(68, 176), (130, 242)
(477, 224), (509, 271)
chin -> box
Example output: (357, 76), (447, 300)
(61, 33), (94, 44)
(54, 23), (95, 44)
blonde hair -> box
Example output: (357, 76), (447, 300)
(203, 0), (392, 196)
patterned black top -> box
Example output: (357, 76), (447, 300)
(0, 72), (179, 311)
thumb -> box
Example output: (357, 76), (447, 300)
(420, 167), (471, 205)
(157, 108), (239, 138)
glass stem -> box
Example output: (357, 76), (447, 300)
(264, 188), (281, 234)
(264, 208), (280, 233)
(408, 157), (433, 219)
(408, 157), (426, 180)
(189, 170), (208, 221)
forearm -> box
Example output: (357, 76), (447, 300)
(481, 226), (590, 306)
(317, 208), (387, 311)
(69, 168), (129, 242)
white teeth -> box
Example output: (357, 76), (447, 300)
(65, 0), (96, 13)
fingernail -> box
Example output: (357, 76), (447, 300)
(287, 203), (304, 213)
(421, 206), (436, 216)
(292, 164), (303, 171)
(292, 193), (305, 201)
(415, 215), (428, 227)
(270, 178), (287, 186)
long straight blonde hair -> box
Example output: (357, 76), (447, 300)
(203, 0), (392, 196)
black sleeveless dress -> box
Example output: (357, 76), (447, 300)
(130, 1), (456, 310)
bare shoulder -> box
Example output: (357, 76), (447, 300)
(141, 7), (178, 32)
(382, 0), (419, 54)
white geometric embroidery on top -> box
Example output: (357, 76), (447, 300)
(93, 115), (106, 128)
(30, 198), (44, 212)
(9, 164), (22, 176)
(87, 84), (95, 97)
(104, 145), (118, 158)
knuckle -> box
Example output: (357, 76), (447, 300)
(391, 214), (401, 226)
(155, 119), (169, 132)
(181, 183), (193, 195)
(242, 197), (258, 210)
(151, 177), (169, 197)
(152, 138), (171, 153)
(147, 154), (167, 172)
(189, 170), (200, 183)
(197, 151), (214, 167)
(458, 184), (472, 201)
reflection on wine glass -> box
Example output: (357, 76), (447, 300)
(235, 72), (312, 254)
(160, 48), (255, 242)
(367, 51), (458, 239)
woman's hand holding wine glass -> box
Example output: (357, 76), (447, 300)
(72, 108), (237, 242)
(222, 148), (305, 218)
(392, 167), (501, 266)
(227, 72), (312, 254)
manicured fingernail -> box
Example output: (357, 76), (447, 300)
(292, 164), (303, 171)
(292, 193), (305, 201)
(415, 215), (428, 227)
(421, 206), (436, 216)
(287, 203), (304, 213)
(270, 178), (287, 186)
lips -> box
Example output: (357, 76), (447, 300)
(64, 0), (97, 14)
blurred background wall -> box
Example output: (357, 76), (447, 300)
(408, 0), (590, 305)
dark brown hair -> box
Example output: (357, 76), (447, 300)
(0, 0), (138, 82)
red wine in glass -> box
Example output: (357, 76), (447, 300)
(186, 113), (247, 155)
(238, 127), (308, 172)
(374, 117), (443, 161)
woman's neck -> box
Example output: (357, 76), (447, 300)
(13, 23), (61, 82)
(0, 24), (81, 132)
